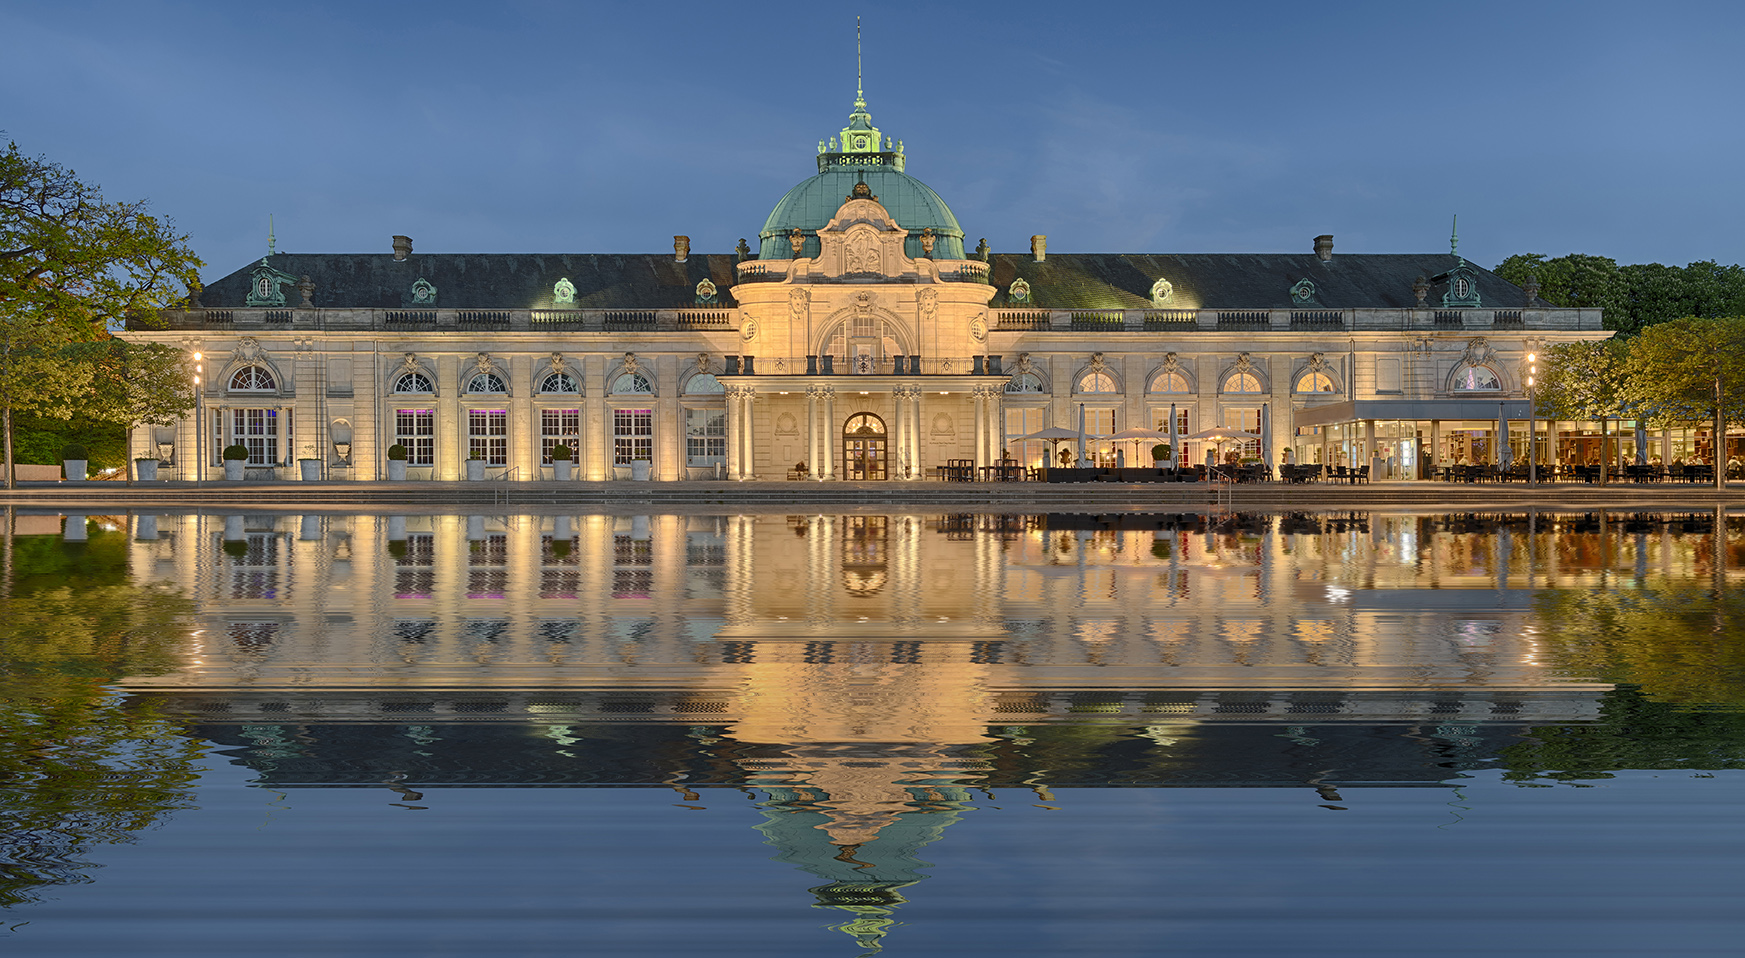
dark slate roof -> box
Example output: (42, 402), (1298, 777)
(198, 253), (743, 310)
(197, 250), (1544, 311)
(986, 253), (1548, 310)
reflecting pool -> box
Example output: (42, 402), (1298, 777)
(2, 509), (1744, 956)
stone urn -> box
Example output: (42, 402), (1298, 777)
(465, 458), (487, 481)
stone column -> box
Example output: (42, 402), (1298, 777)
(806, 386), (821, 477)
(909, 386), (924, 478)
(725, 385), (741, 480)
(820, 386), (836, 479)
(737, 385), (758, 479)
(973, 386), (988, 470)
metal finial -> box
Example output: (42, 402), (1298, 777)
(1450, 214), (1458, 258)
(856, 16), (863, 99)
(268, 214), (276, 257)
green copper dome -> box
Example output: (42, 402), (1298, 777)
(758, 95), (966, 261)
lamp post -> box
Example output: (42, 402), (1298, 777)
(192, 352), (203, 486)
(1526, 351), (1537, 486)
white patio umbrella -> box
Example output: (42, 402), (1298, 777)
(1021, 426), (1103, 467)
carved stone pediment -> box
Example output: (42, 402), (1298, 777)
(815, 194), (913, 280)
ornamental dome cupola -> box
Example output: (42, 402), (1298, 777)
(758, 72), (966, 261)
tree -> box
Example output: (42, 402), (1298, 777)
(72, 339), (193, 484)
(1533, 339), (1627, 421)
(1620, 316), (1745, 485)
(1495, 252), (1629, 327)
(0, 141), (200, 488)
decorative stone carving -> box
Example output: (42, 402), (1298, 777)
(742, 319), (758, 343)
(1413, 274), (1430, 307)
(1150, 278), (1174, 306)
(1523, 274), (1541, 306)
(549, 353), (568, 376)
(695, 277), (717, 304)
(846, 229), (880, 274)
(917, 288), (937, 320)
(1160, 352), (1179, 372)
(788, 288), (809, 322)
(1462, 338), (1494, 367)
(735, 238), (751, 261)
(853, 291), (876, 314)
(696, 353), (711, 374)
(1015, 352), (1033, 375)
(553, 277), (576, 305)
(1234, 352), (1253, 373)
(397, 352), (421, 375)
(620, 352), (639, 376)
(975, 238), (990, 261)
(1306, 352), (1327, 372)
(232, 337), (263, 364)
(474, 352), (497, 376)
(1008, 278), (1031, 303)
(969, 312), (988, 343)
(920, 227), (936, 257)
(789, 229), (806, 257)
(295, 275), (315, 308)
(407, 277), (437, 306)
(1088, 352), (1106, 374)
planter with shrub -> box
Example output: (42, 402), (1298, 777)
(549, 444), (574, 480)
(222, 444), (250, 480)
(61, 443), (88, 482)
(386, 443), (408, 480)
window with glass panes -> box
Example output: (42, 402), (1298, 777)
(1224, 407), (1262, 457)
(468, 409), (508, 465)
(224, 408), (283, 464)
(1084, 408), (1116, 463)
(540, 409), (579, 464)
(614, 408), (653, 464)
(1152, 407), (1191, 436)
(685, 408), (726, 465)
(394, 409), (434, 465)
(1005, 407), (1045, 466)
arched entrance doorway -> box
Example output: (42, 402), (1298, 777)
(843, 413), (888, 481)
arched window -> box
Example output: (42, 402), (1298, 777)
(229, 365), (276, 391)
(1223, 372), (1262, 393)
(612, 373), (653, 395)
(1294, 371), (1336, 393)
(394, 372), (434, 394)
(468, 373), (507, 394)
(1006, 372), (1045, 393)
(684, 373), (724, 395)
(540, 372), (579, 393)
(1452, 364), (1502, 391)
(1076, 371), (1118, 393)
(1149, 371), (1192, 393)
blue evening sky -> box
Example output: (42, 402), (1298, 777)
(3, 0), (1741, 283)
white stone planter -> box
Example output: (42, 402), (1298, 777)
(630, 460), (652, 481)
(465, 459), (487, 481)
(552, 460), (574, 481)
(386, 459), (407, 481)
(62, 459), (87, 482)
(224, 460), (246, 480)
(135, 459), (159, 481)
(298, 459), (322, 481)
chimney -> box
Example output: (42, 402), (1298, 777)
(392, 235), (412, 261)
(1313, 234), (1334, 262)
(1031, 234), (1047, 262)
(674, 235), (690, 263)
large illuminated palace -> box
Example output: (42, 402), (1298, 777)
(124, 86), (1608, 481)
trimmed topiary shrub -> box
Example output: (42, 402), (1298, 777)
(60, 443), (88, 461)
(549, 444), (573, 461)
(387, 444), (408, 461)
(222, 444), (250, 461)
(1150, 443), (1171, 461)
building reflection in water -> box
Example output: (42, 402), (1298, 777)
(59, 508), (1738, 951)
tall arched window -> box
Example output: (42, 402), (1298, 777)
(612, 373), (653, 395)
(229, 365), (276, 391)
(1006, 373), (1044, 393)
(540, 372), (579, 393)
(394, 372), (434, 393)
(1451, 365), (1502, 391)
(1223, 372), (1262, 393)
(1149, 371), (1191, 393)
(468, 373), (507, 394)
(1076, 371), (1118, 393)
(1294, 371), (1335, 393)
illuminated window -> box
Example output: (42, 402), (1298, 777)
(468, 409), (507, 465)
(394, 372), (434, 393)
(540, 409), (578, 464)
(686, 408), (726, 465)
(1452, 365), (1501, 391)
(1149, 370), (1192, 393)
(1006, 372), (1045, 393)
(614, 408), (653, 464)
(1223, 372), (1262, 393)
(684, 373), (724, 395)
(612, 373), (653, 395)
(394, 409), (434, 465)
(1294, 371), (1335, 393)
(1076, 371), (1118, 393)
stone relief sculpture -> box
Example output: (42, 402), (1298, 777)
(1462, 338), (1494, 367)
(621, 352), (639, 376)
(1149, 277), (1174, 306)
(474, 352), (497, 376)
(969, 311), (988, 343)
(846, 230), (880, 274)
(917, 288), (937, 321)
